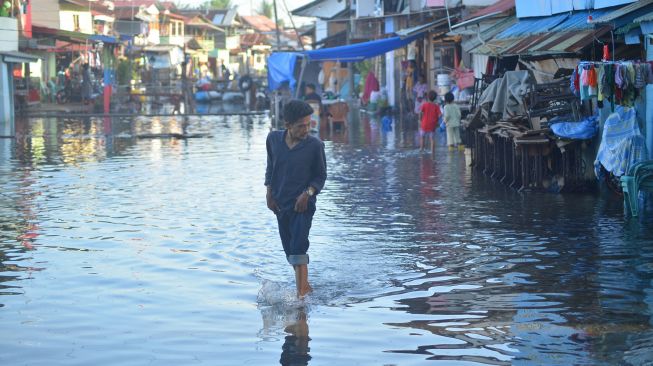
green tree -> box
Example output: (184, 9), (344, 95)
(201, 0), (232, 10)
(259, 0), (273, 18)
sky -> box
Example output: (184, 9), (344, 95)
(176, 0), (315, 24)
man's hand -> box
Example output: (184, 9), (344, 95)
(294, 191), (309, 213)
(266, 190), (279, 213)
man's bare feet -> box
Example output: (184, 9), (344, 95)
(299, 283), (313, 298)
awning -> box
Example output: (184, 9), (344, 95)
(302, 33), (423, 62)
(1, 51), (40, 63)
(268, 30), (427, 91)
(472, 26), (612, 56)
(32, 25), (91, 43)
(88, 34), (120, 44)
(93, 15), (115, 22)
(144, 44), (182, 53)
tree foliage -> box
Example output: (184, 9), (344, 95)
(201, 0), (232, 10)
(258, 0), (274, 18)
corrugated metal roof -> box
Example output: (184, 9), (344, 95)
(497, 9), (613, 39)
(641, 20), (653, 33)
(474, 26), (611, 56)
(549, 9), (612, 31)
(592, 0), (653, 23)
(496, 13), (568, 38)
(463, 0), (515, 21)
(292, 0), (347, 19)
(461, 17), (516, 52)
(634, 11), (653, 22)
(241, 15), (278, 33)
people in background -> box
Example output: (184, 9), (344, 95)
(303, 83), (321, 103)
(81, 63), (92, 105)
(443, 92), (463, 151)
(48, 77), (57, 103)
(419, 90), (441, 155)
(362, 71), (379, 106)
(413, 75), (428, 115)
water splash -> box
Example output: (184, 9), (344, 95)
(257, 279), (305, 308)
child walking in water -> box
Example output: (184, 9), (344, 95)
(443, 92), (463, 151)
(419, 90), (441, 155)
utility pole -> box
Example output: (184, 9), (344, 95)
(272, 0), (281, 50)
(347, 0), (354, 101)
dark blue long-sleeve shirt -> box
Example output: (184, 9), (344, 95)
(265, 130), (327, 211)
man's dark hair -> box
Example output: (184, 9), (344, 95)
(444, 92), (454, 103)
(428, 90), (437, 102)
(283, 100), (314, 124)
(305, 83), (316, 90)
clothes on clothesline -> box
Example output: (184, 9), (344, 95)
(570, 61), (653, 107)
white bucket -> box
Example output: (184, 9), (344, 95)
(437, 73), (451, 86)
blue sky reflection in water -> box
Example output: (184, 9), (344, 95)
(0, 113), (652, 365)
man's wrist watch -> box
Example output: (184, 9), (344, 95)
(305, 187), (315, 196)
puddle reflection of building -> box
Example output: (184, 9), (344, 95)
(259, 304), (311, 366)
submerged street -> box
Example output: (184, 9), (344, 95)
(0, 112), (652, 365)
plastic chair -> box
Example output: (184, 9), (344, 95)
(621, 160), (653, 217)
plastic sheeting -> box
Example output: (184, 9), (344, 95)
(550, 116), (598, 140)
(478, 70), (533, 119)
(268, 32), (424, 91)
(267, 52), (300, 92)
(594, 106), (649, 178)
(303, 33), (422, 62)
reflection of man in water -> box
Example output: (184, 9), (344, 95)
(280, 307), (311, 365)
(265, 100), (327, 298)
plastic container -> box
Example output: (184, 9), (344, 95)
(437, 73), (451, 86)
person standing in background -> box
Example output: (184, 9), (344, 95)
(443, 92), (463, 151)
(419, 90), (441, 155)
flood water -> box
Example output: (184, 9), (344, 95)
(1, 112), (652, 365)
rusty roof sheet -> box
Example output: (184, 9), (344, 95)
(473, 26), (611, 56)
(240, 33), (270, 47)
(463, 0), (515, 21)
(241, 15), (278, 33)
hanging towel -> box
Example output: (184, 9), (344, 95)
(635, 63), (646, 88)
(588, 65), (598, 97)
(597, 64), (605, 102)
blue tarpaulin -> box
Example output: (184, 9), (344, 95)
(268, 33), (424, 91)
(550, 116), (598, 140)
(88, 35), (120, 44)
(267, 52), (300, 92)
(303, 34), (422, 62)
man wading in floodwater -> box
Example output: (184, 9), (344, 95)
(265, 100), (327, 298)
